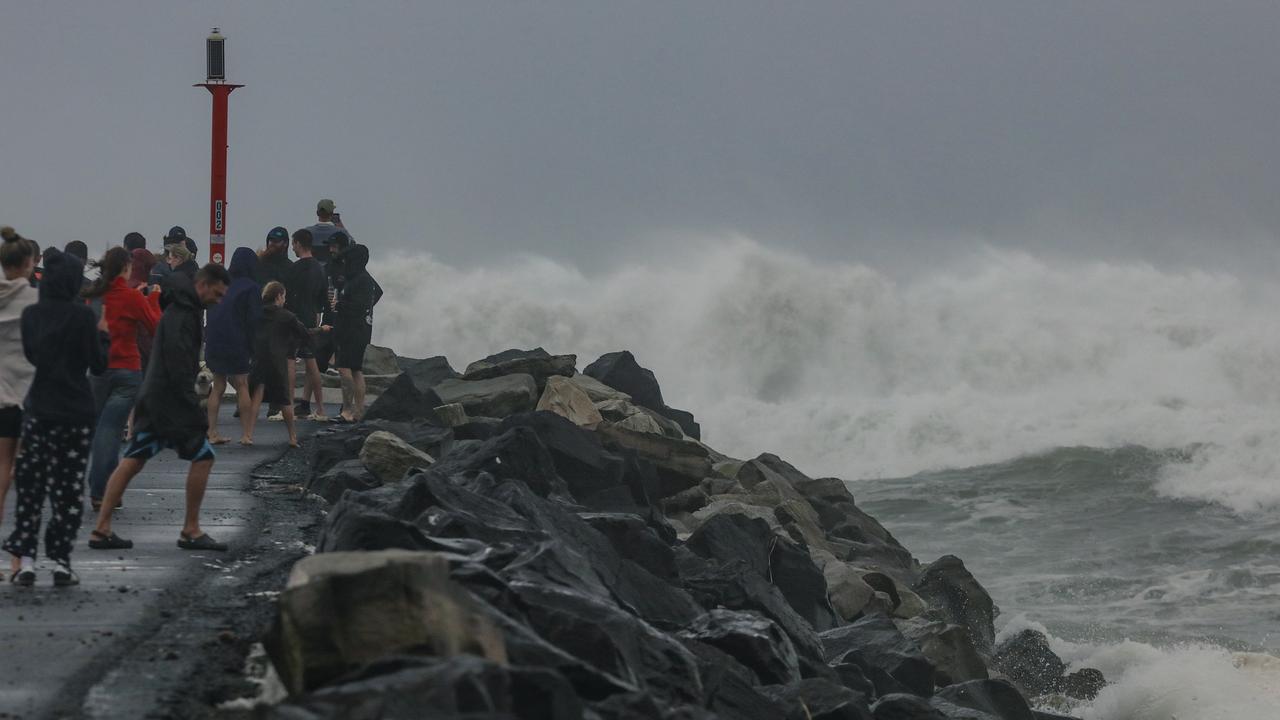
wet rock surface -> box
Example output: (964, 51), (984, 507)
(250, 347), (1097, 718)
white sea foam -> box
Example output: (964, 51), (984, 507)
(369, 236), (1280, 514)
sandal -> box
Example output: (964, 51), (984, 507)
(177, 533), (228, 552)
(88, 530), (133, 550)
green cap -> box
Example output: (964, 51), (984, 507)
(317, 199), (336, 214)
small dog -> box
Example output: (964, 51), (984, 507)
(196, 363), (214, 411)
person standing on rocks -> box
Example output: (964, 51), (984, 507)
(285, 229), (329, 420)
(79, 247), (161, 511)
(3, 249), (110, 586)
(304, 199), (351, 264)
(0, 232), (38, 543)
(244, 282), (329, 447)
(330, 244), (380, 423)
(89, 264), (232, 553)
(203, 247), (261, 445)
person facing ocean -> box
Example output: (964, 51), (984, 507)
(204, 247), (261, 445)
(305, 198), (352, 264)
(0, 230), (38, 574)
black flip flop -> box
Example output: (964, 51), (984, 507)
(88, 531), (133, 550)
(177, 533), (227, 552)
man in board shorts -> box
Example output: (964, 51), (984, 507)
(88, 264), (233, 552)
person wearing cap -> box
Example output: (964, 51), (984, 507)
(152, 226), (188, 284)
(305, 199), (353, 264)
(254, 226), (293, 288)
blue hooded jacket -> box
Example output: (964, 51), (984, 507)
(204, 247), (261, 366)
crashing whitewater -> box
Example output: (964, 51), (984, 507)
(370, 236), (1280, 718)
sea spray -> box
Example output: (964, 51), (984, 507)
(370, 236), (1280, 513)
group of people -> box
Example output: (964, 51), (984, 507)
(0, 199), (381, 586)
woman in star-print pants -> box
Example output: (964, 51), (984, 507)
(1, 417), (93, 565)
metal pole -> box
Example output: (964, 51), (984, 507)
(196, 83), (240, 265)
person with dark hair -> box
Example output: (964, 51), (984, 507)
(90, 264), (232, 553)
(152, 226), (189, 284)
(62, 241), (89, 265)
(123, 232), (147, 252)
(4, 249), (109, 585)
(255, 226), (293, 286)
(128, 249), (158, 368)
(80, 247), (161, 510)
(203, 247), (261, 445)
(317, 232), (353, 377)
(245, 282), (328, 447)
(305, 199), (353, 264)
(0, 230), (38, 566)
(287, 229), (329, 419)
(331, 245), (380, 423)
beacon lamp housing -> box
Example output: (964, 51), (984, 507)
(206, 29), (226, 81)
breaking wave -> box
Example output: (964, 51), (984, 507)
(370, 236), (1280, 514)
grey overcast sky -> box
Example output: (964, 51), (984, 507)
(3, 2), (1279, 273)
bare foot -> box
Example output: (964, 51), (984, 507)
(288, 439), (301, 448)
(239, 437), (254, 446)
(208, 434), (230, 445)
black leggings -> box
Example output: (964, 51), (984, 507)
(2, 417), (93, 564)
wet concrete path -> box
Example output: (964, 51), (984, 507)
(0, 405), (324, 719)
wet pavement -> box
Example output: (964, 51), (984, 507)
(0, 404), (326, 719)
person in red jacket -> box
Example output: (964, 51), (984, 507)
(80, 247), (161, 510)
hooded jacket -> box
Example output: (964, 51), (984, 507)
(204, 247), (262, 365)
(254, 245), (293, 288)
(132, 271), (207, 440)
(0, 271), (37, 409)
(333, 245), (382, 344)
(20, 250), (110, 423)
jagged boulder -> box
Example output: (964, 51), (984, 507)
(363, 372), (445, 423)
(897, 618), (988, 686)
(536, 375), (604, 428)
(308, 420), (452, 479)
(820, 614), (936, 697)
(686, 513), (839, 631)
(913, 556), (997, 656)
(403, 355), (461, 388)
(359, 430), (435, 484)
(463, 348), (577, 388)
(680, 609), (801, 685)
(584, 351), (701, 439)
(361, 344), (402, 376)
(265, 550), (507, 695)
(434, 374), (539, 419)
(266, 655), (583, 720)
(597, 423), (711, 498)
(935, 680), (1035, 720)
(871, 694), (949, 719)
(683, 640), (790, 720)
(761, 678), (874, 720)
(433, 403), (469, 427)
(309, 459), (380, 504)
(566, 373), (632, 403)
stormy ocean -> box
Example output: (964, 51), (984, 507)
(372, 238), (1280, 719)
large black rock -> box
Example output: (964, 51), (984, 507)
(761, 678), (874, 720)
(679, 609), (801, 685)
(682, 640), (789, 720)
(675, 546), (826, 675)
(267, 654), (582, 720)
(308, 420), (452, 478)
(309, 459), (380, 504)
(464, 347), (577, 388)
(582, 513), (678, 580)
(912, 555), (997, 656)
(363, 372), (446, 423)
(935, 680), (1036, 720)
(990, 629), (1065, 697)
(584, 351), (701, 439)
(820, 614), (936, 697)
(685, 513), (839, 632)
(871, 693), (949, 720)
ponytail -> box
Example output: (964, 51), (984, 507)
(82, 246), (132, 299)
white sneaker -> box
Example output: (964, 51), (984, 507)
(267, 412), (284, 422)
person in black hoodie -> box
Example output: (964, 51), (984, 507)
(89, 264), (232, 553)
(331, 244), (381, 423)
(3, 250), (109, 586)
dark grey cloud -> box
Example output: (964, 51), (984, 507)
(3, 2), (1279, 273)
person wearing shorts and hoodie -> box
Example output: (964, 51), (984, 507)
(80, 247), (161, 511)
(3, 250), (110, 586)
(0, 232), (38, 550)
(331, 244), (381, 423)
(90, 264), (231, 553)
(244, 282), (329, 447)
(203, 247), (261, 445)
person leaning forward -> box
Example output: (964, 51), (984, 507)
(88, 264), (233, 552)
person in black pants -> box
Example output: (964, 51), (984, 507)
(3, 250), (109, 586)
(331, 244), (381, 423)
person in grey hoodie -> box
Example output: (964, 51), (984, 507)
(0, 231), (38, 556)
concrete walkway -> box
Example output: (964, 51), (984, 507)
(0, 405), (323, 719)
